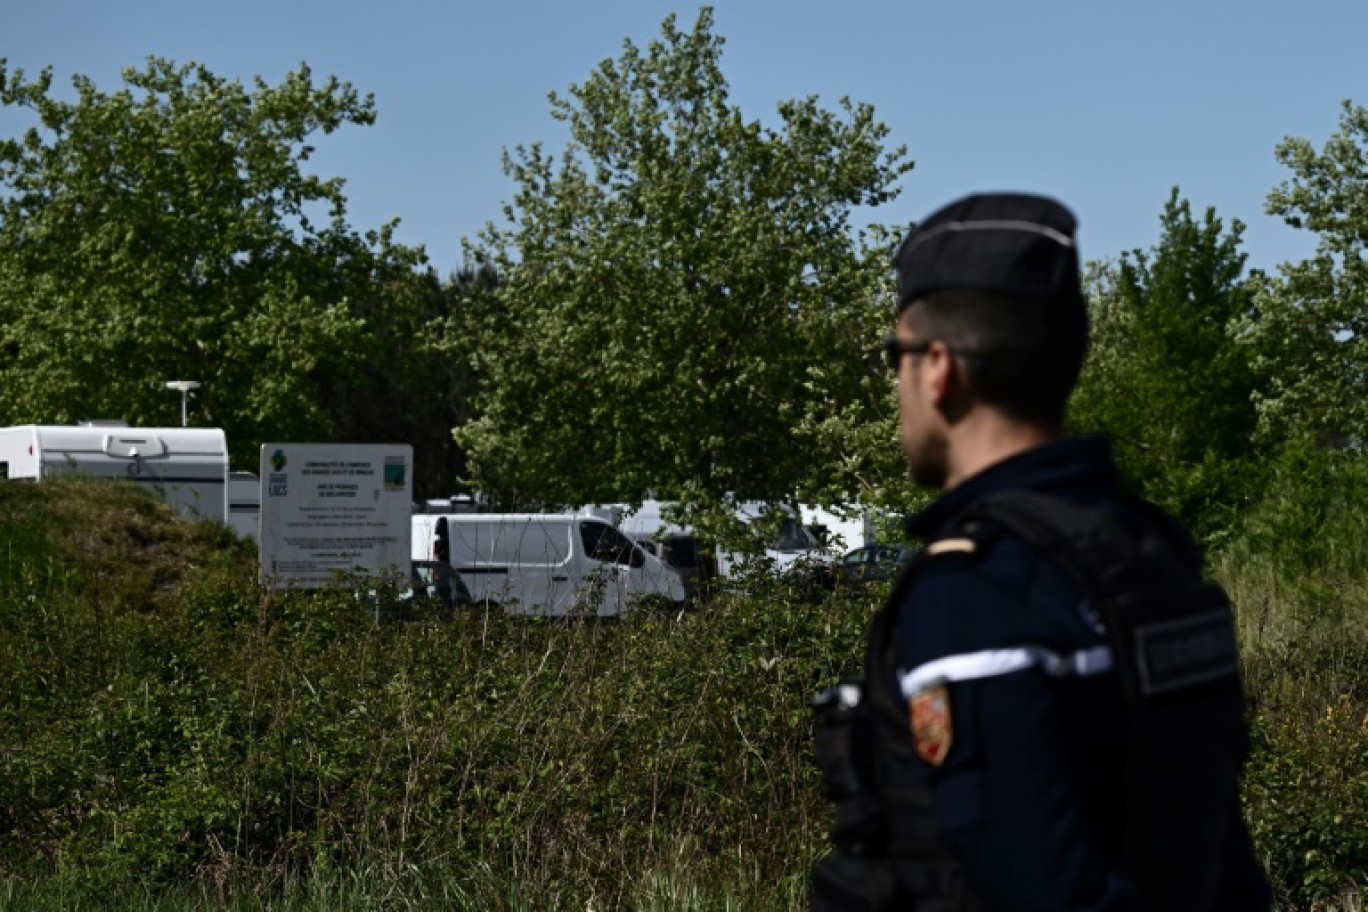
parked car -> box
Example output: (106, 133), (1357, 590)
(839, 544), (916, 582)
(617, 499), (824, 594)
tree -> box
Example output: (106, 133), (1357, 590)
(321, 264), (496, 500)
(1238, 100), (1368, 447)
(457, 8), (914, 512)
(1070, 190), (1260, 540)
(0, 58), (427, 468)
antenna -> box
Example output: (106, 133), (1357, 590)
(164, 380), (201, 427)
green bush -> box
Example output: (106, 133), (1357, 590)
(0, 477), (880, 908)
(1213, 444), (1368, 908)
(1242, 643), (1368, 906)
(4, 472), (1368, 909)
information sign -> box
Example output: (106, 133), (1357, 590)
(258, 443), (413, 588)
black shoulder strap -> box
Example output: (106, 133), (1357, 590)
(953, 489), (1182, 607)
(959, 489), (1242, 706)
(1119, 492), (1205, 573)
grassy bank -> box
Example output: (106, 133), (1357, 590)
(2, 474), (1366, 910)
(1216, 449), (1368, 909)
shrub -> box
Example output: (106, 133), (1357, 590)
(5, 472), (1368, 908)
(0, 477), (883, 907)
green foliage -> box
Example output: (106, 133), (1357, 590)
(1241, 645), (1368, 907)
(7, 461), (1368, 909)
(1239, 99), (1368, 447)
(0, 58), (426, 468)
(1212, 445), (1368, 907)
(460, 8), (913, 508)
(1, 476), (875, 908)
(1217, 442), (1368, 645)
(321, 265), (492, 500)
(1070, 191), (1262, 543)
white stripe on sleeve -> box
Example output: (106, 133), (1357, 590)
(900, 644), (1113, 699)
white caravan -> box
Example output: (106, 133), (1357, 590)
(617, 499), (825, 581)
(411, 513), (685, 616)
(799, 504), (881, 554)
(724, 500), (824, 576)
(0, 424), (229, 522)
(227, 471), (261, 540)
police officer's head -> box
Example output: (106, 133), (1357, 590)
(889, 193), (1087, 486)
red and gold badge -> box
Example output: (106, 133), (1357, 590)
(909, 684), (953, 766)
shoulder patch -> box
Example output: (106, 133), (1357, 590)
(909, 684), (953, 766)
(925, 537), (977, 556)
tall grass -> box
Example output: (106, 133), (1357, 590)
(0, 859), (810, 911)
(1212, 447), (1368, 908)
(0, 477), (866, 909)
(3, 470), (1367, 909)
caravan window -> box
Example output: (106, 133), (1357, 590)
(580, 521), (644, 568)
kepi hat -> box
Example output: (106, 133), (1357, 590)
(894, 193), (1082, 314)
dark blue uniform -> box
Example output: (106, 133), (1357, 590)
(893, 436), (1269, 910)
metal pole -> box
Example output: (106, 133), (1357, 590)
(165, 381), (200, 427)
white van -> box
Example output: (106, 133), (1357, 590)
(411, 513), (685, 616)
(0, 423), (229, 522)
(799, 504), (880, 554)
(618, 499), (824, 582)
(723, 500), (824, 576)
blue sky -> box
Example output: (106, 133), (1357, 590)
(5, 1), (1366, 276)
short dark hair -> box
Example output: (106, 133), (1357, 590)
(903, 287), (1088, 426)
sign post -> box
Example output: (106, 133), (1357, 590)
(258, 443), (413, 588)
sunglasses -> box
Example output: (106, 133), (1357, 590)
(880, 335), (982, 373)
(881, 335), (934, 373)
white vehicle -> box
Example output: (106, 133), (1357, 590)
(800, 504), (882, 554)
(615, 500), (715, 597)
(618, 499), (825, 582)
(411, 513), (685, 616)
(0, 423), (229, 522)
(723, 500), (824, 576)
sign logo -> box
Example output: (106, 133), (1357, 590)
(383, 457), (406, 492)
(271, 449), (288, 472)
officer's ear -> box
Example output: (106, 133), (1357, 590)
(899, 307), (968, 409)
(924, 340), (976, 423)
(921, 339), (957, 401)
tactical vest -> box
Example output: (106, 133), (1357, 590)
(811, 490), (1249, 912)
